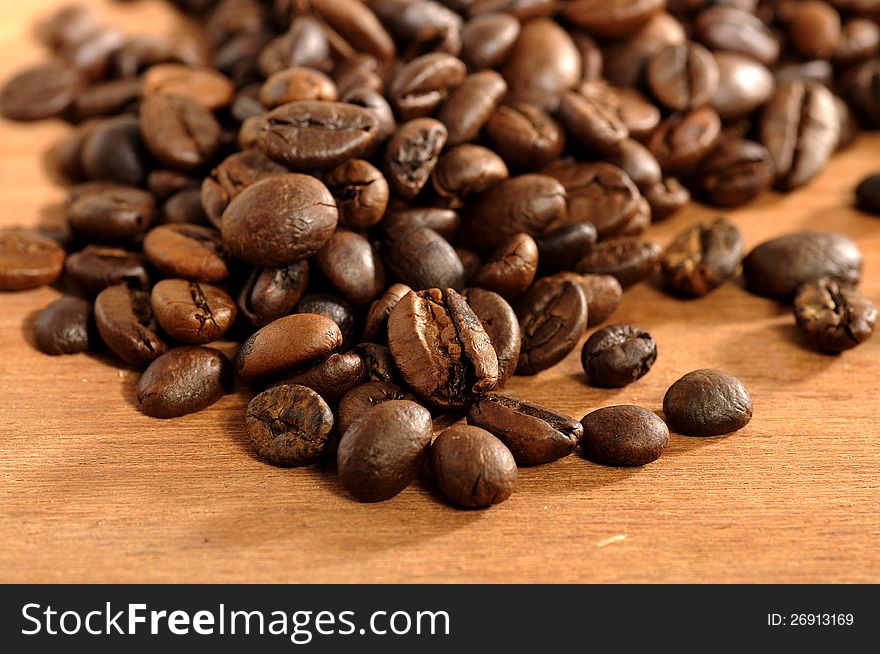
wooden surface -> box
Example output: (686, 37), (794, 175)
(1, 0), (879, 584)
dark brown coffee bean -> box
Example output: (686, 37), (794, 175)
(617, 196), (652, 236)
(382, 225), (465, 291)
(841, 59), (880, 128)
(648, 107), (722, 175)
(143, 64), (235, 110)
(381, 207), (461, 241)
(238, 262), (309, 327)
(614, 87), (661, 139)
(0, 61), (85, 121)
(833, 19), (880, 68)
(67, 185), (156, 242)
(462, 287), (522, 388)
(322, 159), (389, 232)
(337, 381), (416, 436)
(711, 54), (773, 120)
(0, 231), (66, 291)
(575, 237), (661, 288)
(64, 246), (148, 296)
(661, 217), (743, 297)
(557, 88), (628, 152)
(298, 294), (358, 350)
(461, 12), (520, 69)
(140, 94), (221, 172)
(339, 87), (396, 145)
(354, 342), (399, 383)
(259, 67), (336, 109)
(143, 224), (228, 282)
(221, 174), (338, 267)
(743, 231), (862, 298)
(34, 296), (92, 355)
(430, 425), (517, 508)
(581, 323), (657, 387)
(363, 283), (412, 343)
(388, 53), (467, 120)
(788, 1), (841, 60)
(372, 0), (462, 57)
(432, 145), (509, 203)
(148, 170), (199, 203)
(644, 177), (690, 220)
(78, 115), (146, 186)
(605, 139), (662, 191)
(257, 101), (379, 171)
(577, 274), (623, 327)
(472, 233), (538, 297)
(534, 224), (598, 273)
(275, 352), (367, 404)
(159, 188), (207, 226)
(258, 18), (329, 77)
(698, 138), (775, 208)
(856, 173), (880, 215)
(382, 118), (448, 201)
(315, 230), (385, 306)
(94, 283), (168, 367)
(580, 405), (668, 467)
(201, 151), (287, 229)
(463, 175), (567, 249)
(246, 383), (335, 466)
(693, 7), (780, 66)
(484, 102), (566, 170)
(137, 346), (232, 418)
(236, 313), (343, 383)
(515, 277), (587, 375)
(794, 278), (878, 353)
(306, 0), (396, 62)
(151, 279), (237, 344)
(71, 77), (143, 121)
(602, 12), (686, 88)
(388, 288), (498, 408)
(436, 71), (507, 146)
(760, 81), (839, 190)
(560, 0), (665, 38)
(663, 369), (752, 436)
(467, 393), (582, 465)
(337, 399), (432, 502)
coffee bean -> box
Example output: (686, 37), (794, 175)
(605, 139), (662, 191)
(363, 283), (412, 343)
(148, 170), (199, 203)
(246, 383), (335, 466)
(648, 107), (721, 175)
(336, 381), (415, 436)
(257, 101), (379, 171)
(693, 7), (780, 66)
(467, 393), (582, 465)
(94, 283), (168, 366)
(201, 151), (287, 228)
(323, 159), (389, 231)
(159, 188), (207, 226)
(151, 279), (237, 344)
(463, 287), (522, 388)
(355, 342), (400, 383)
(238, 262), (310, 327)
(648, 41), (720, 111)
(743, 231), (862, 298)
(430, 425), (517, 508)
(515, 276), (587, 375)
(560, 0), (665, 38)
(382, 225), (465, 291)
(383, 118), (448, 201)
(221, 174), (338, 267)
(275, 352), (367, 404)
(381, 207), (461, 241)
(259, 67), (337, 109)
(833, 18), (880, 68)
(139, 94), (221, 172)
(580, 405), (668, 467)
(337, 399), (433, 502)
(788, 1), (841, 60)
(339, 87), (396, 145)
(143, 224), (228, 282)
(0, 61), (85, 121)
(71, 77), (143, 121)
(575, 237), (661, 288)
(581, 323), (657, 387)
(143, 64), (235, 110)
(373, 0), (462, 58)
(0, 231), (66, 291)
(64, 246), (148, 295)
(613, 87), (661, 139)
(437, 71), (507, 146)
(137, 346), (232, 418)
(855, 173), (880, 216)
(841, 59), (880, 128)
(471, 233), (538, 298)
(35, 296), (92, 355)
(794, 278), (877, 353)
(557, 87), (628, 152)
(661, 217), (743, 297)
(711, 52), (775, 120)
(314, 230), (386, 306)
(644, 177), (690, 220)
(67, 185), (156, 242)
(258, 18), (329, 77)
(388, 53), (467, 120)
(236, 313), (343, 383)
(307, 0), (396, 62)
(484, 102), (566, 170)
(578, 274), (623, 327)
(573, 32), (604, 82)
(79, 115), (146, 185)
(432, 145), (509, 203)
(461, 12), (520, 70)
(602, 12), (686, 88)
(534, 224), (597, 273)
(663, 369), (752, 436)
(698, 138), (775, 207)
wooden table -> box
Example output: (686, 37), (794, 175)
(1, 0), (878, 584)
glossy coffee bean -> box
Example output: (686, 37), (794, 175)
(515, 276), (587, 375)
(238, 262), (309, 327)
(388, 53), (467, 120)
(602, 12), (686, 88)
(467, 393), (582, 466)
(484, 102), (566, 170)
(648, 107), (721, 175)
(201, 151), (287, 228)
(557, 88), (628, 152)
(275, 352), (367, 405)
(841, 59), (880, 129)
(339, 87), (396, 145)
(323, 159), (389, 231)
(259, 67), (337, 109)
(0, 231), (66, 291)
(298, 294), (359, 350)
(94, 283), (168, 367)
(151, 279), (236, 344)
(693, 7), (779, 66)
(137, 346), (232, 418)
(794, 278), (877, 353)
(382, 225), (464, 291)
(437, 70), (507, 146)
(661, 217), (743, 297)
(534, 224), (597, 273)
(711, 52), (775, 121)
(381, 207), (461, 241)
(337, 400), (433, 502)
(246, 384), (335, 466)
(833, 19), (880, 68)
(663, 369), (752, 436)
(35, 296), (92, 355)
(575, 238), (661, 288)
(788, 1), (841, 60)
(644, 177), (689, 220)
(160, 188), (207, 226)
(698, 139), (775, 208)
(0, 61), (85, 121)
(67, 185), (156, 242)
(139, 94), (221, 172)
(356, 343), (400, 384)
(582, 323), (656, 388)
(560, 0), (665, 38)
(64, 246), (148, 296)
(430, 425), (517, 508)
(79, 115), (146, 185)
(382, 118), (448, 201)
(580, 405), (668, 467)
(315, 230), (385, 306)
(71, 77), (143, 122)
(855, 173), (880, 216)
(647, 42), (719, 111)
(460, 12), (520, 70)
(432, 145), (508, 203)
(363, 284), (413, 344)
(471, 233), (538, 297)
(578, 274), (623, 327)
(257, 17), (330, 77)
(336, 381), (415, 437)
(148, 170), (199, 203)
(143, 224), (228, 282)
(743, 231), (862, 298)
(613, 87), (661, 139)
(463, 287), (522, 388)
(142, 64), (235, 110)
(605, 139), (662, 191)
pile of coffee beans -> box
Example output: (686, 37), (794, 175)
(1, 0), (878, 508)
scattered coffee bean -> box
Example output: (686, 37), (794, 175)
(436, 70), (507, 146)
(664, 369), (753, 436)
(137, 346), (232, 418)
(34, 296), (92, 355)
(94, 283), (168, 367)
(142, 63), (234, 110)
(582, 324), (657, 388)
(855, 173), (880, 216)
(275, 352), (367, 405)
(382, 118), (448, 201)
(237, 262), (309, 328)
(200, 151), (287, 229)
(484, 102), (565, 170)
(298, 294), (359, 351)
(336, 381), (415, 436)
(431, 144), (508, 203)
(382, 225), (465, 291)
(580, 405), (668, 467)
(534, 224), (597, 274)
(0, 232), (66, 291)
(0, 61), (84, 121)
(143, 224), (228, 282)
(463, 287), (522, 388)
(698, 139), (775, 208)
(661, 217), (743, 297)
(140, 94), (221, 171)
(64, 246), (148, 296)
(363, 283), (412, 343)
(575, 237), (662, 288)
(647, 42), (720, 112)
(151, 279), (237, 344)
(315, 230), (385, 306)
(68, 184), (156, 242)
(794, 278), (877, 353)
(471, 233), (538, 298)
(323, 159), (389, 231)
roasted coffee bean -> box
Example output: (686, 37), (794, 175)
(576, 237), (661, 288)
(602, 12), (686, 88)
(388, 288), (498, 408)
(137, 346), (232, 418)
(437, 71), (507, 146)
(337, 400), (432, 502)
(560, 0), (665, 38)
(148, 170), (199, 203)
(471, 233), (538, 297)
(794, 278), (877, 353)
(573, 32), (604, 81)
(743, 231), (862, 298)
(388, 53), (466, 120)
(463, 175), (567, 249)
(855, 173), (880, 216)
(605, 139), (662, 191)
(71, 77), (143, 121)
(382, 225), (465, 291)
(306, 0), (395, 62)
(788, 1), (841, 60)
(577, 274), (623, 327)
(693, 7), (780, 66)
(467, 393), (581, 465)
(143, 64), (235, 110)
(0, 232), (66, 291)
(842, 59), (880, 128)
(711, 52), (776, 121)
(698, 139), (775, 207)
(221, 174), (338, 267)
(0, 61), (85, 122)
(647, 42), (719, 111)
(580, 405), (668, 467)
(663, 369), (753, 436)
(256, 101), (379, 171)
(356, 342), (399, 382)
(201, 150), (287, 228)
(339, 87), (396, 145)
(34, 296), (92, 355)
(238, 261), (309, 327)
(515, 276), (587, 375)
(617, 196), (652, 236)
(275, 352), (367, 404)
(460, 12), (520, 70)
(151, 279), (236, 344)
(613, 87), (661, 139)
(557, 88), (628, 152)
(382, 118), (448, 201)
(534, 224), (597, 273)
(833, 19), (880, 68)
(760, 81), (839, 190)
(581, 323), (657, 387)
(644, 177), (690, 220)
(372, 0), (462, 57)
(323, 159), (389, 231)
(648, 107), (721, 175)
(94, 283), (168, 367)
(79, 115), (146, 185)
(484, 102), (566, 170)
(336, 381), (416, 436)
(259, 67), (336, 109)
(463, 287), (522, 387)
(432, 145), (508, 203)
(67, 185), (156, 242)
(246, 383), (335, 466)
(139, 94), (221, 172)
(381, 207), (461, 241)
(236, 313), (342, 383)
(363, 283), (412, 343)
(64, 246), (148, 296)
(298, 294), (358, 350)
(257, 18), (329, 77)
(314, 230), (385, 306)
(159, 188), (207, 226)
(661, 217), (743, 297)
(430, 425), (517, 508)
(143, 224), (228, 282)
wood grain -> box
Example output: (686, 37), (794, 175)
(1, 0), (879, 584)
